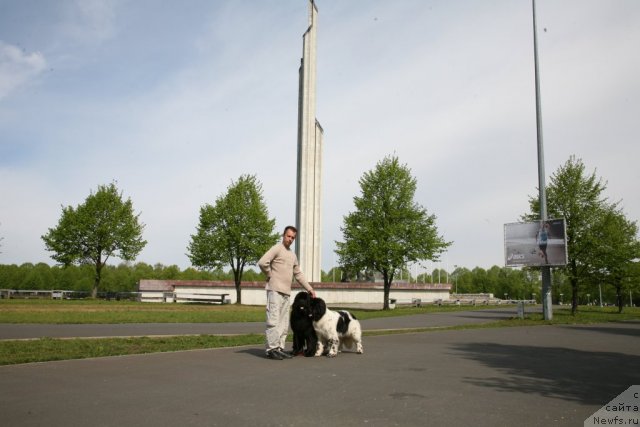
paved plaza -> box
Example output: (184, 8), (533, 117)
(1, 309), (638, 426)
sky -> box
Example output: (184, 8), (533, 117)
(1, 0), (639, 276)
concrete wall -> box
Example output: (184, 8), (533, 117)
(138, 280), (452, 306)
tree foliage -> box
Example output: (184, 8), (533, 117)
(336, 156), (451, 309)
(187, 175), (279, 304)
(41, 183), (146, 297)
(585, 208), (640, 312)
(525, 156), (640, 313)
(3, 260), (633, 307)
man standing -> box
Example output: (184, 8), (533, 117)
(258, 225), (316, 360)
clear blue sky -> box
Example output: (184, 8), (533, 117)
(1, 0), (639, 275)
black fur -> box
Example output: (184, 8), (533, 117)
(336, 311), (351, 334)
(310, 296), (327, 321)
(290, 292), (318, 357)
(309, 297), (364, 357)
(311, 299), (355, 335)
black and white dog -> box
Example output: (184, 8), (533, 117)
(310, 297), (363, 357)
(289, 292), (318, 357)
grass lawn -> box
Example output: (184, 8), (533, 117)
(0, 298), (503, 324)
(0, 299), (637, 366)
(0, 299), (267, 324)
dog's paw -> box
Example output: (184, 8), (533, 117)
(356, 344), (364, 354)
(326, 352), (337, 358)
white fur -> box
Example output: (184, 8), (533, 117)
(313, 308), (364, 357)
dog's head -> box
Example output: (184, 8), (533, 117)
(292, 292), (312, 318)
(310, 297), (327, 321)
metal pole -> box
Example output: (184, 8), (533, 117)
(532, 0), (552, 320)
(599, 283), (603, 307)
(454, 265), (458, 294)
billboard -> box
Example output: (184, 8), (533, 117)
(504, 219), (568, 267)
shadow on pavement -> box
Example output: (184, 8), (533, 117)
(568, 325), (640, 338)
(449, 342), (640, 406)
(235, 348), (265, 358)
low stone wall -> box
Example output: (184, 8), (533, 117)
(138, 280), (452, 306)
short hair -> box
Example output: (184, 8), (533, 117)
(283, 225), (298, 235)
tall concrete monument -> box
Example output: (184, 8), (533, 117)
(296, 0), (323, 282)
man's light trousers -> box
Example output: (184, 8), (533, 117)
(265, 290), (290, 353)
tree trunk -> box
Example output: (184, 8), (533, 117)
(570, 261), (579, 315)
(383, 282), (390, 310)
(233, 264), (243, 305)
(92, 260), (102, 299)
(616, 285), (624, 314)
(235, 282), (241, 305)
(571, 281), (578, 315)
(382, 269), (392, 310)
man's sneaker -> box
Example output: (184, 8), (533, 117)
(266, 349), (283, 360)
(275, 348), (293, 359)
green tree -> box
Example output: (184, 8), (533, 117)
(0, 264), (20, 288)
(101, 263), (138, 293)
(42, 183), (147, 298)
(322, 267), (345, 282)
(586, 207), (640, 313)
(470, 267), (488, 294)
(15, 263), (34, 289)
(132, 262), (155, 281)
(525, 156), (620, 314)
(187, 175), (279, 304)
(336, 156), (451, 310)
(180, 266), (207, 280)
(451, 266), (471, 293)
(20, 262), (54, 290)
(240, 268), (263, 282)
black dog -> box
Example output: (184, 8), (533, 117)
(290, 292), (318, 357)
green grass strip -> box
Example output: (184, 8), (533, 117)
(0, 299), (511, 324)
(0, 334), (265, 366)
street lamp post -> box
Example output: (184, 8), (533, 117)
(532, 0), (552, 321)
(599, 283), (603, 307)
(454, 265), (458, 295)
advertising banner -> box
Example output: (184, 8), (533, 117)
(504, 219), (568, 267)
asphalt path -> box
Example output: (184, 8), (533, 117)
(1, 308), (639, 426)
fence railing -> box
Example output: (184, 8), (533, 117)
(0, 289), (140, 301)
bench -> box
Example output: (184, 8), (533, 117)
(174, 293), (229, 304)
(391, 298), (423, 307)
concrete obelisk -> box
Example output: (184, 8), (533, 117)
(296, 0), (323, 282)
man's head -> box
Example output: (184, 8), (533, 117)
(282, 225), (297, 249)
